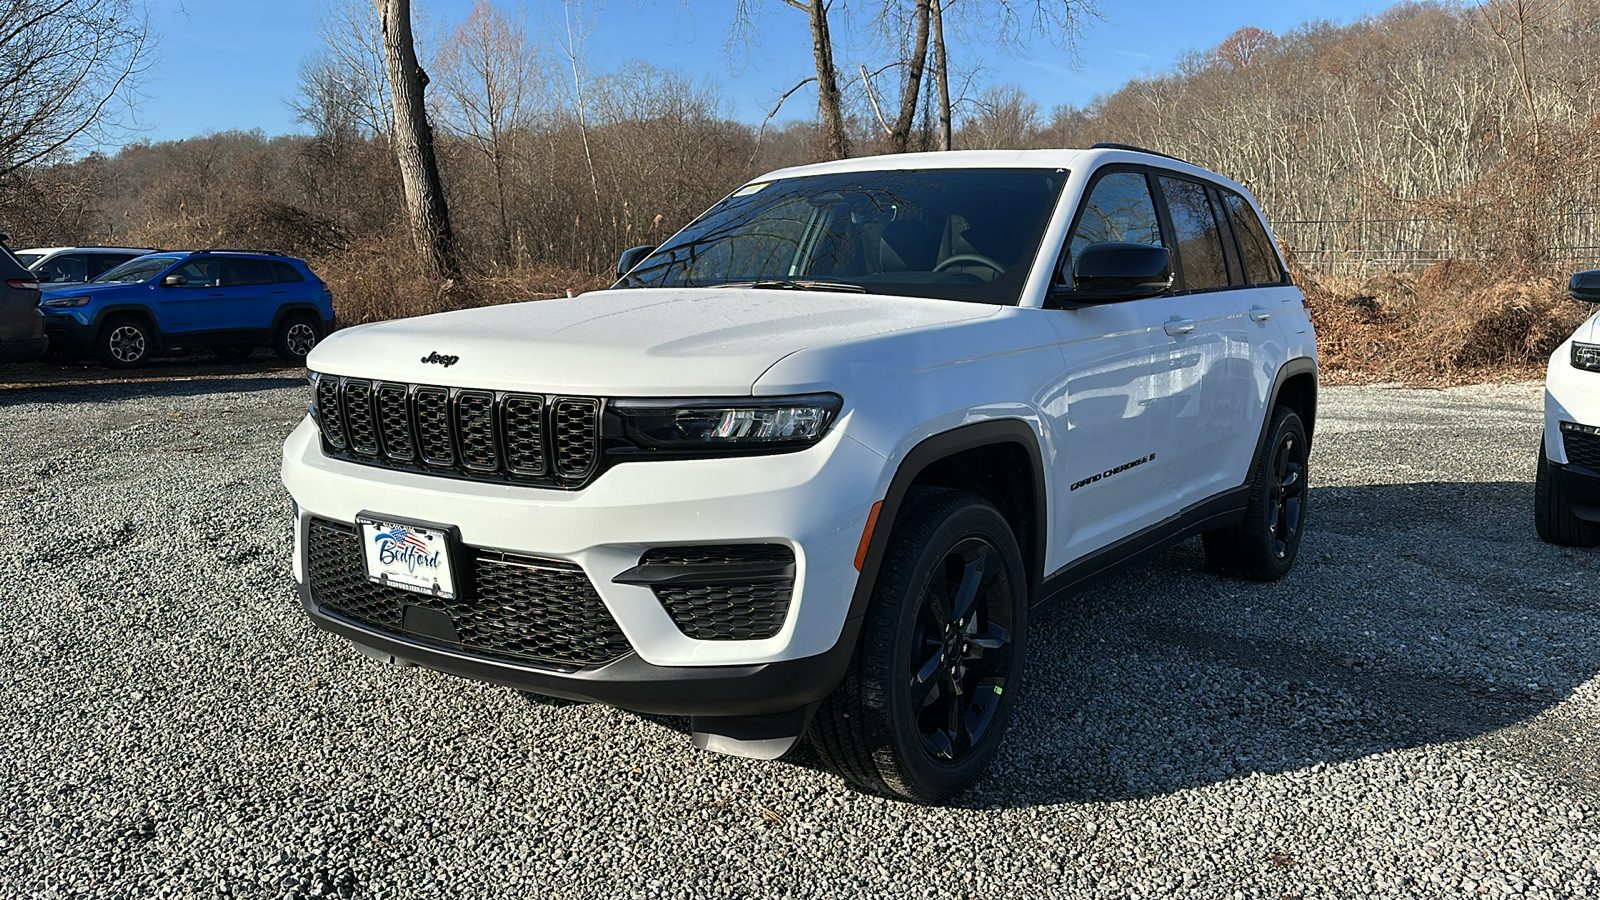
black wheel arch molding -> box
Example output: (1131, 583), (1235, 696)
(270, 302), (332, 334)
(1256, 357), (1319, 460)
(845, 419), (1049, 636)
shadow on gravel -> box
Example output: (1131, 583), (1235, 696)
(945, 478), (1600, 808)
(0, 373), (304, 406)
(696, 479), (1600, 808)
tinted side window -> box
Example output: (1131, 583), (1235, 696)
(1206, 186), (1245, 286)
(38, 254), (88, 283)
(272, 261), (305, 283)
(1222, 192), (1284, 285)
(1158, 176), (1229, 292)
(89, 254), (138, 278)
(170, 259), (222, 287)
(1068, 170), (1164, 269)
(222, 257), (276, 286)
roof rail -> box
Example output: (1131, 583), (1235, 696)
(1089, 142), (1183, 162)
(194, 248), (287, 256)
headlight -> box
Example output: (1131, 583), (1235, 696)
(1573, 342), (1600, 372)
(42, 296), (90, 308)
(612, 394), (842, 451)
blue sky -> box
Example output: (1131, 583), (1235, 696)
(128, 0), (1405, 147)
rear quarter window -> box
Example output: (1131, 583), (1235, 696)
(1221, 191), (1286, 285)
(272, 261), (306, 283)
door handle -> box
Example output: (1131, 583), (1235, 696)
(209, 291), (225, 297)
(1164, 317), (1196, 336)
(1249, 307), (1273, 322)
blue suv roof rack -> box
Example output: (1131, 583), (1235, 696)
(194, 248), (287, 256)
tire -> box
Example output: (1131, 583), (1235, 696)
(808, 488), (1028, 803)
(1203, 406), (1310, 581)
(274, 315), (320, 362)
(96, 316), (155, 368)
(1535, 440), (1600, 547)
(212, 345), (254, 361)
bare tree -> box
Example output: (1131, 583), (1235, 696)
(377, 0), (461, 281)
(0, 0), (156, 177)
(293, 0), (394, 140)
(733, 0), (850, 160)
(1475, 0), (1565, 153)
(437, 0), (543, 266)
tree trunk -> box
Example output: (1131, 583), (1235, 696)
(378, 0), (461, 282)
(889, 0), (932, 153)
(931, 0), (951, 151)
(806, 0), (850, 160)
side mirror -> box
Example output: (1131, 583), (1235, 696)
(1051, 242), (1173, 306)
(161, 273), (187, 287)
(616, 245), (656, 279)
(1571, 270), (1600, 303)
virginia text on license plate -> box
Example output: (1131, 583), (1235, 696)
(356, 517), (457, 599)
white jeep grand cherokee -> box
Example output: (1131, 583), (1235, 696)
(1537, 269), (1600, 546)
(282, 145), (1318, 801)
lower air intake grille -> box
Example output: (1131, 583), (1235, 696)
(1565, 428), (1600, 471)
(305, 519), (632, 669)
(640, 544), (795, 641)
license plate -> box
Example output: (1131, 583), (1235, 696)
(356, 516), (457, 599)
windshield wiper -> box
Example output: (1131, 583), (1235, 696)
(711, 279), (867, 293)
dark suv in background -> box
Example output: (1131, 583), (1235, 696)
(0, 237), (45, 362)
(39, 249), (335, 367)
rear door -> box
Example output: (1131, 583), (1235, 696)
(1144, 173), (1265, 511)
(219, 257), (280, 331)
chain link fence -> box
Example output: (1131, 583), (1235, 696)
(1273, 214), (1600, 274)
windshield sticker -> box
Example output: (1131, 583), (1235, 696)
(731, 182), (770, 197)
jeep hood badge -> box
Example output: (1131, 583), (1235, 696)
(421, 351), (459, 367)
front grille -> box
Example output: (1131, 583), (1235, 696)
(313, 375), (601, 488)
(640, 544), (795, 641)
(305, 519), (632, 669)
(1565, 428), (1600, 471)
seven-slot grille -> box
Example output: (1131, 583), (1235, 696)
(305, 518), (632, 669)
(313, 374), (600, 487)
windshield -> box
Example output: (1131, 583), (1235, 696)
(619, 168), (1068, 305)
(15, 252), (43, 267)
(93, 255), (181, 284)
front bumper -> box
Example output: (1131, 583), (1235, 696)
(0, 334), (47, 363)
(39, 311), (95, 356)
(282, 415), (887, 709)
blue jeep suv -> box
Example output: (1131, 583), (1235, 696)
(38, 249), (335, 367)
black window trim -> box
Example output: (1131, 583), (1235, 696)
(1051, 163), (1175, 301)
(1217, 186), (1292, 287)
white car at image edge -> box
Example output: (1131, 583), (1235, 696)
(1538, 270), (1600, 547)
(281, 145), (1319, 801)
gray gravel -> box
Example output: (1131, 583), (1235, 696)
(1, 373), (1597, 898)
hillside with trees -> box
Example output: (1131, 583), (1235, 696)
(1, 0), (1595, 380)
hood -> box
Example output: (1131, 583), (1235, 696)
(39, 281), (139, 297)
(307, 288), (1001, 395)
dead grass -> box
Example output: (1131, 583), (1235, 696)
(310, 236), (613, 326)
(1295, 257), (1587, 386)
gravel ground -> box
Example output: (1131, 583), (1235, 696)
(1, 373), (1597, 899)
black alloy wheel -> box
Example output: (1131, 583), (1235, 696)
(809, 488), (1028, 803)
(1203, 406), (1310, 581)
(909, 536), (1016, 762)
(1265, 426), (1307, 560)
